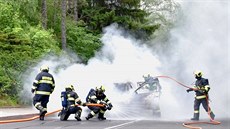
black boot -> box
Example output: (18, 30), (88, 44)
(98, 112), (106, 120)
(191, 113), (199, 121)
(36, 104), (47, 121)
(210, 112), (215, 120)
(59, 109), (69, 121)
(75, 111), (82, 121)
(85, 113), (94, 120)
(39, 109), (47, 121)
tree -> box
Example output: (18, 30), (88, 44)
(141, 0), (180, 29)
(61, 0), (67, 50)
(74, 0), (78, 22)
(79, 0), (159, 39)
(41, 0), (48, 29)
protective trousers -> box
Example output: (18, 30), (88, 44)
(193, 98), (215, 120)
(33, 94), (49, 120)
(60, 106), (82, 121)
(86, 106), (107, 120)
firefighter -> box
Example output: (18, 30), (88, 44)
(31, 65), (55, 120)
(85, 85), (113, 120)
(186, 70), (215, 121)
(59, 85), (86, 121)
(143, 74), (162, 92)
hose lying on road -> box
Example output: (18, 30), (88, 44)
(0, 103), (103, 124)
(156, 75), (221, 129)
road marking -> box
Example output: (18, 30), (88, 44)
(104, 120), (140, 129)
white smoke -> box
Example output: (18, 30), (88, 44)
(157, 0), (230, 119)
(22, 23), (162, 119)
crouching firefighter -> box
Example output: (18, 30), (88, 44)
(85, 85), (113, 120)
(186, 70), (215, 121)
(58, 85), (86, 121)
(31, 65), (55, 120)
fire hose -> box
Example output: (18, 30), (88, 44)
(155, 75), (221, 129)
(0, 103), (103, 124)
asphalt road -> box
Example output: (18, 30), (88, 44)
(1, 116), (229, 129)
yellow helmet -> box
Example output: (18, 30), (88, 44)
(65, 85), (75, 91)
(40, 65), (49, 72)
(193, 70), (203, 78)
(96, 85), (105, 93)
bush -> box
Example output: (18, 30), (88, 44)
(67, 20), (102, 63)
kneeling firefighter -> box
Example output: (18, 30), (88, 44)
(85, 85), (113, 120)
(59, 85), (86, 121)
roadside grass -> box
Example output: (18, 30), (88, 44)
(0, 96), (19, 107)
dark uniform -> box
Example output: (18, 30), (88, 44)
(85, 86), (113, 120)
(31, 65), (55, 120)
(187, 71), (215, 120)
(59, 85), (85, 121)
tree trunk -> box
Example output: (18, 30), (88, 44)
(61, 0), (67, 50)
(41, 0), (47, 29)
(73, 0), (78, 22)
(53, 0), (58, 29)
(68, 0), (72, 9)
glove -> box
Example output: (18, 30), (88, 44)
(99, 101), (107, 105)
(186, 88), (193, 93)
(82, 102), (87, 107)
(107, 103), (113, 110)
(31, 89), (35, 93)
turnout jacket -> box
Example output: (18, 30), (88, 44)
(32, 71), (55, 95)
(66, 90), (82, 107)
(86, 89), (111, 105)
(193, 77), (210, 99)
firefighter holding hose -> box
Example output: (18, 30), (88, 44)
(58, 85), (86, 121)
(85, 85), (113, 120)
(186, 70), (215, 121)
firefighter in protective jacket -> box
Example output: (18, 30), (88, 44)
(186, 70), (215, 120)
(85, 85), (113, 120)
(31, 65), (55, 120)
(59, 85), (86, 121)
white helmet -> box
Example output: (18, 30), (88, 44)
(40, 65), (49, 72)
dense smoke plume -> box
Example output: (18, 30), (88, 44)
(157, 0), (229, 119)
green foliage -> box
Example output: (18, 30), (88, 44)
(0, 0), (61, 105)
(0, 26), (60, 101)
(80, 7), (115, 33)
(80, 1), (160, 40)
(66, 20), (102, 63)
(0, 1), (21, 30)
(0, 95), (19, 107)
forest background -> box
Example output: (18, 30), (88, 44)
(0, 0), (179, 107)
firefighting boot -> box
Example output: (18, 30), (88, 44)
(36, 104), (47, 121)
(75, 111), (82, 121)
(39, 108), (47, 121)
(191, 113), (199, 121)
(85, 113), (94, 120)
(98, 112), (106, 120)
(59, 109), (68, 121)
(210, 112), (215, 120)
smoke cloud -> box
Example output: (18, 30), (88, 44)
(156, 0), (229, 119)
